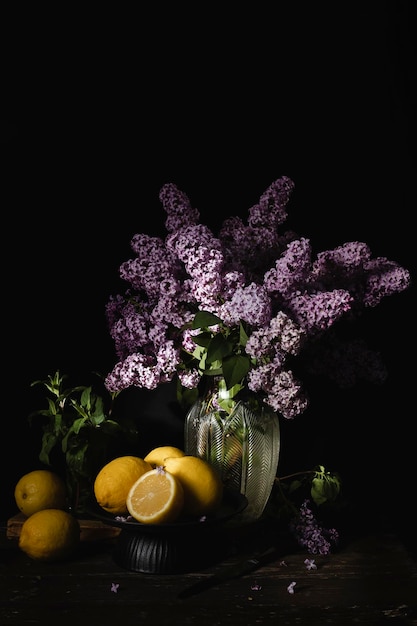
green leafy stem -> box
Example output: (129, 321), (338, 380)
(28, 370), (134, 493)
(274, 465), (342, 510)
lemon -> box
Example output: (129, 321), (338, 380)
(18, 509), (80, 562)
(14, 469), (68, 517)
(144, 445), (185, 468)
(93, 455), (152, 515)
(126, 467), (185, 524)
(163, 455), (224, 517)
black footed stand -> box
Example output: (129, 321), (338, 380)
(90, 489), (248, 574)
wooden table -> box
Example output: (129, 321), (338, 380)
(1, 515), (417, 626)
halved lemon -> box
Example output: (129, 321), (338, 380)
(126, 468), (184, 524)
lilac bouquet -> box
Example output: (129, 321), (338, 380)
(104, 176), (410, 419)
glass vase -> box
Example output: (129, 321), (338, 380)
(184, 386), (280, 522)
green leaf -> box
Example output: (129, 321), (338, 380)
(311, 472), (341, 505)
(39, 431), (59, 466)
(52, 413), (63, 436)
(65, 441), (89, 476)
(99, 420), (123, 434)
(89, 395), (106, 420)
(288, 479), (303, 494)
(202, 364), (223, 376)
(216, 379), (244, 410)
(28, 408), (55, 424)
(239, 322), (249, 347)
(47, 398), (58, 416)
(70, 417), (88, 436)
(80, 387), (93, 410)
(222, 354), (251, 389)
(206, 334), (233, 364)
(192, 311), (223, 329)
(191, 331), (213, 348)
(89, 414), (106, 426)
(61, 418), (87, 453)
(196, 348), (207, 372)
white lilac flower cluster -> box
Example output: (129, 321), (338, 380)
(104, 176), (410, 418)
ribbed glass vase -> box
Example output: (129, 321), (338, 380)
(184, 385), (280, 522)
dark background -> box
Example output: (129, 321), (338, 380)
(2, 3), (415, 544)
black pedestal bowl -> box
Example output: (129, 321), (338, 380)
(89, 488), (248, 574)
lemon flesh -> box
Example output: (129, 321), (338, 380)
(126, 468), (184, 524)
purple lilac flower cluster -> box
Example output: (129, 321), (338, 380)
(104, 176), (410, 418)
(289, 499), (339, 555)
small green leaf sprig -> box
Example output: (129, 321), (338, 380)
(274, 465), (343, 553)
(265, 464), (343, 544)
(276, 464), (342, 509)
(29, 371), (138, 510)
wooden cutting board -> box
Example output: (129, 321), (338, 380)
(7, 512), (120, 542)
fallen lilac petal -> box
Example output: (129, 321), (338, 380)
(304, 558), (317, 570)
(287, 581), (297, 594)
(251, 582), (262, 591)
(111, 583), (120, 593)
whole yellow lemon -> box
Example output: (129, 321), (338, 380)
(93, 455), (152, 515)
(14, 469), (68, 517)
(164, 455), (223, 517)
(18, 509), (80, 562)
(144, 445), (185, 468)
